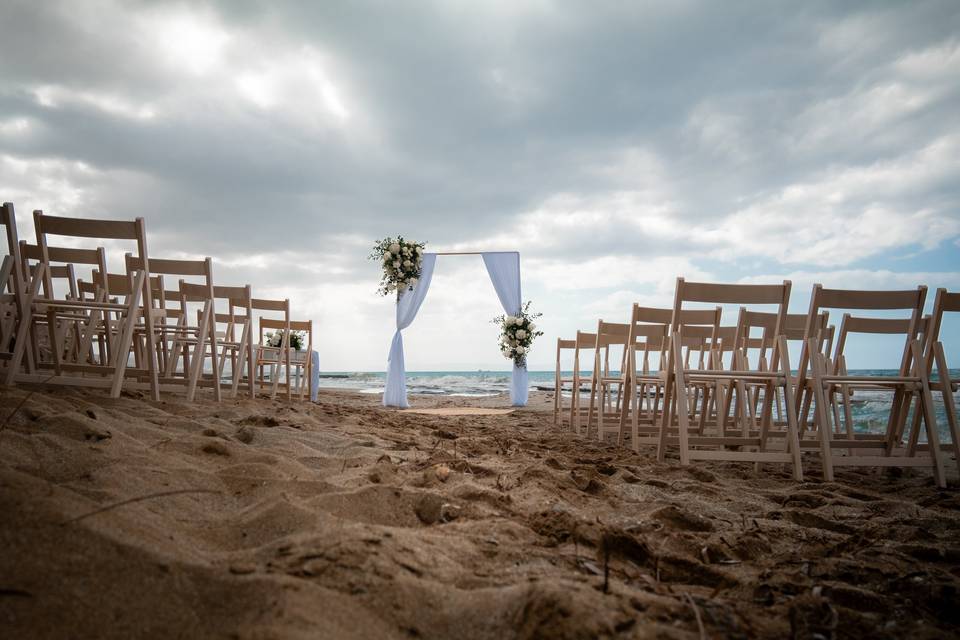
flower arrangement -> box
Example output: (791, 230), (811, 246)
(369, 236), (426, 297)
(493, 301), (544, 367)
(265, 330), (306, 351)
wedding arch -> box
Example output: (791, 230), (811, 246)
(383, 251), (529, 408)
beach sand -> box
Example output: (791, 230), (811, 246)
(1, 386), (958, 639)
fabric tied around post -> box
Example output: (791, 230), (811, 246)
(482, 252), (528, 407)
(383, 253), (437, 408)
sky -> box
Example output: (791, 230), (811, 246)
(1, 0), (958, 371)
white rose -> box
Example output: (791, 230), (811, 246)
(382, 251), (391, 261)
(409, 277), (418, 287)
(505, 316), (515, 325)
(393, 260), (401, 268)
(415, 246), (423, 254)
(516, 329), (527, 339)
(528, 323), (536, 331)
(403, 259), (412, 267)
(389, 243), (400, 254)
(516, 346), (526, 354)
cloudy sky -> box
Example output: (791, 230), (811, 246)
(1, 0), (958, 371)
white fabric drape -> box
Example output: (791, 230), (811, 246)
(383, 253), (436, 407)
(482, 252), (528, 406)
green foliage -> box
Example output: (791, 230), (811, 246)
(492, 301), (544, 367)
(369, 236), (427, 297)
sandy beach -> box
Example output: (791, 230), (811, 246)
(1, 386), (958, 639)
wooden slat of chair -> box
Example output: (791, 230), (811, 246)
(796, 284), (945, 488)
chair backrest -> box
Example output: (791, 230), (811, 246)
(210, 284), (253, 340)
(289, 319), (313, 351)
(34, 211), (153, 307)
(251, 297), (291, 346)
(738, 309), (830, 351)
(20, 240), (108, 299)
(127, 255), (214, 314)
(629, 304), (720, 368)
(835, 314), (932, 361)
(91, 270), (162, 298)
(802, 284), (927, 375)
(926, 288), (960, 350)
(672, 278), (791, 334)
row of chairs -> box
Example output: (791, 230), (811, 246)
(554, 278), (959, 488)
(0, 203), (314, 402)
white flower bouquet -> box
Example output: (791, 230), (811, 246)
(369, 236), (426, 298)
(492, 301), (544, 367)
(264, 330), (306, 351)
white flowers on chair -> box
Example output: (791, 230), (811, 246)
(370, 236), (427, 297)
(492, 301), (544, 367)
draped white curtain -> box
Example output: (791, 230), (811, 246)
(382, 251), (528, 408)
(482, 252), (528, 406)
(383, 253), (436, 408)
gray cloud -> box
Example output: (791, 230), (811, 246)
(1, 0), (958, 368)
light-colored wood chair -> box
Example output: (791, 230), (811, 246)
(86, 269), (165, 379)
(615, 305), (720, 449)
(8, 212), (161, 400)
(21, 241), (109, 369)
(553, 337), (576, 427)
(210, 284), (255, 399)
(253, 297), (292, 400)
(795, 285), (946, 487)
(915, 289), (960, 477)
(569, 331), (597, 435)
(127, 255), (220, 402)
(655, 279), (804, 480)
(0, 203), (32, 378)
(287, 318), (314, 401)
(587, 321), (631, 442)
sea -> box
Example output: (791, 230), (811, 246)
(318, 369), (958, 439)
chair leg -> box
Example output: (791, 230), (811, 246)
(808, 340), (835, 482)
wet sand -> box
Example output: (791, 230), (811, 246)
(1, 386), (958, 639)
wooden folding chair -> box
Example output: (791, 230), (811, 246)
(615, 305), (720, 449)
(209, 285), (254, 399)
(569, 331), (597, 436)
(20, 241), (110, 369)
(587, 321), (631, 442)
(656, 279), (803, 480)
(127, 255), (220, 402)
(9, 212), (161, 400)
(915, 289), (960, 477)
(288, 319), (314, 401)
(794, 285), (945, 487)
(736, 310), (831, 436)
(1, 203), (34, 378)
(253, 297), (292, 400)
(553, 337), (576, 427)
